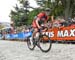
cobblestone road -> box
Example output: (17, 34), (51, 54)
(0, 40), (75, 60)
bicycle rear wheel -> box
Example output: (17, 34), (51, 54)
(27, 37), (35, 50)
(39, 35), (52, 52)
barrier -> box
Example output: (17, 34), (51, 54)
(0, 34), (2, 39)
(5, 32), (32, 40)
(43, 26), (75, 41)
(3, 26), (75, 41)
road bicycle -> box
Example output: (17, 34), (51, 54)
(27, 28), (52, 52)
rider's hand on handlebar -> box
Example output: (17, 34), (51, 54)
(38, 26), (42, 29)
(41, 27), (48, 32)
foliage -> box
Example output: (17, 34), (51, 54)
(35, 0), (75, 20)
(10, 0), (43, 26)
(0, 24), (4, 29)
(10, 0), (30, 26)
(10, 0), (75, 27)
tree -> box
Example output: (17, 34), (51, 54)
(61, 0), (75, 19)
(35, 0), (75, 20)
(0, 24), (4, 29)
(10, 0), (30, 26)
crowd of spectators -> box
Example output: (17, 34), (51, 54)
(48, 16), (75, 28)
(1, 16), (75, 34)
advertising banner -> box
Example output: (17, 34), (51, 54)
(5, 32), (32, 39)
(43, 26), (75, 40)
(4, 26), (75, 41)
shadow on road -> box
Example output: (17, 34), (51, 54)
(52, 40), (75, 44)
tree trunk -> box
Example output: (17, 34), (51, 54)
(69, 6), (73, 18)
(64, 0), (71, 20)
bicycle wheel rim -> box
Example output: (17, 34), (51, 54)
(27, 38), (35, 50)
(39, 35), (52, 52)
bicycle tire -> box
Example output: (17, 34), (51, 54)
(39, 35), (52, 52)
(27, 37), (36, 50)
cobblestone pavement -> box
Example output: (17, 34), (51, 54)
(0, 40), (75, 60)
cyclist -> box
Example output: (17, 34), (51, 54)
(32, 8), (52, 40)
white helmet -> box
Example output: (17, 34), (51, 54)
(45, 8), (51, 12)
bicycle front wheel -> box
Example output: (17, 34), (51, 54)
(39, 35), (52, 52)
(27, 37), (35, 50)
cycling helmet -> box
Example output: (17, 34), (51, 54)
(45, 8), (51, 12)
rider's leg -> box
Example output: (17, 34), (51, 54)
(32, 28), (38, 40)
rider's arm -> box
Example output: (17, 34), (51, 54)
(51, 15), (54, 22)
(35, 18), (41, 29)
